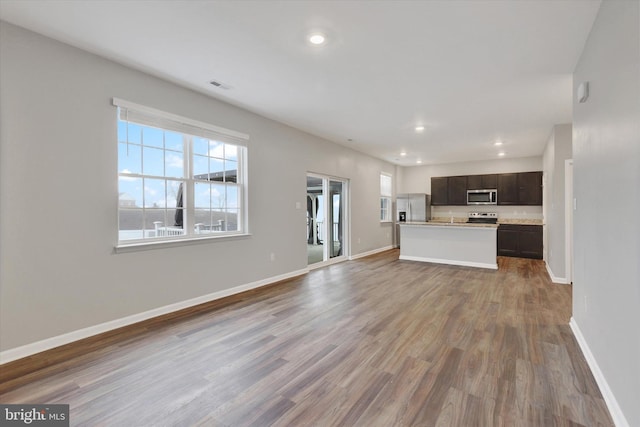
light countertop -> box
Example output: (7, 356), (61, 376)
(400, 221), (499, 229)
(428, 217), (544, 226)
(497, 219), (544, 225)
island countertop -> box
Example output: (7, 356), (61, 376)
(400, 221), (499, 228)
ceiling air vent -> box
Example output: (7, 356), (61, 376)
(209, 80), (231, 90)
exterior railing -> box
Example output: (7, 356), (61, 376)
(151, 220), (226, 237)
(315, 221), (340, 243)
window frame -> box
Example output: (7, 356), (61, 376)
(114, 98), (249, 250)
(380, 172), (393, 223)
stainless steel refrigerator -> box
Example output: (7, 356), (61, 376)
(396, 193), (432, 247)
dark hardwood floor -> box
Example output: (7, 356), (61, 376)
(0, 250), (614, 426)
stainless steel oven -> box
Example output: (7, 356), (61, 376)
(467, 189), (497, 205)
(467, 212), (498, 223)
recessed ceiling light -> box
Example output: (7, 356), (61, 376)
(498, 152), (506, 157)
(309, 33), (326, 45)
(415, 126), (425, 132)
(400, 151), (407, 156)
(416, 159), (423, 164)
(494, 141), (503, 146)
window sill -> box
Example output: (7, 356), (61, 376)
(114, 233), (252, 254)
(380, 220), (393, 224)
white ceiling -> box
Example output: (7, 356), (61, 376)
(0, 0), (600, 166)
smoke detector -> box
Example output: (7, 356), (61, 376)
(209, 80), (231, 90)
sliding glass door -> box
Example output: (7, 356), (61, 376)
(307, 174), (348, 266)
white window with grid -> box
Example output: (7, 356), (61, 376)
(380, 173), (392, 222)
(114, 98), (248, 245)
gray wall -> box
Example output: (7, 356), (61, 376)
(399, 156), (543, 194)
(542, 124), (572, 281)
(572, 1), (640, 425)
(0, 22), (394, 352)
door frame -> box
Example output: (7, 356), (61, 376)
(306, 172), (350, 269)
(565, 159), (574, 284)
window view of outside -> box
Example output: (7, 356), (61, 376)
(118, 117), (243, 242)
(380, 173), (392, 222)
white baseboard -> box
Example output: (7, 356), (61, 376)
(570, 318), (630, 427)
(307, 255), (347, 270)
(349, 245), (395, 260)
(0, 268), (309, 365)
(546, 262), (570, 284)
(399, 255), (497, 270)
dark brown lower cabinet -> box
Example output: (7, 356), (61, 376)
(497, 224), (543, 259)
(497, 227), (519, 257)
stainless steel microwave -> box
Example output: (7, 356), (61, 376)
(467, 189), (497, 205)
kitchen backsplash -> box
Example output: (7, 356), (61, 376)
(432, 205), (543, 221)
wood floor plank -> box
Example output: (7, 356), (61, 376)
(356, 356), (431, 425)
(410, 346), (465, 426)
(0, 250), (615, 426)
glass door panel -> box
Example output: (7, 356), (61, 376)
(329, 180), (343, 259)
(306, 175), (324, 265)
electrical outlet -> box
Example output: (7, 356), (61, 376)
(270, 252), (276, 262)
(358, 237), (361, 244)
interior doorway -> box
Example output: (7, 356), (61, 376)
(307, 174), (348, 267)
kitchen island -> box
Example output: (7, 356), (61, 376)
(399, 222), (499, 269)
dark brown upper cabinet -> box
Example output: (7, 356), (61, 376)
(517, 171), (543, 205)
(467, 174), (498, 190)
(497, 173), (519, 205)
(431, 177), (448, 205)
(431, 171), (541, 206)
(447, 176), (468, 205)
(499, 172), (542, 205)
